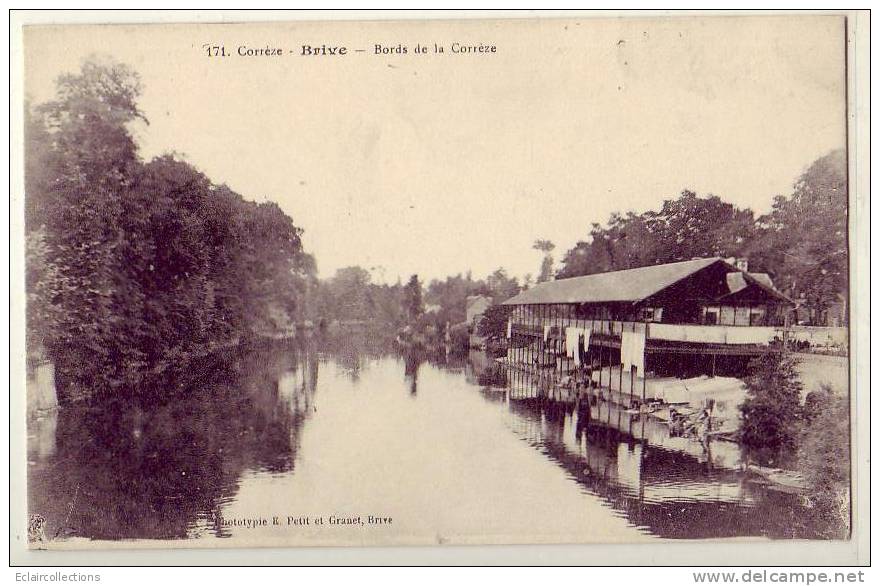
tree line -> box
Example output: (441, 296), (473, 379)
(307, 266), (523, 342)
(556, 151), (847, 325)
(25, 59), (316, 402)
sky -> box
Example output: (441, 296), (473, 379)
(23, 15), (846, 284)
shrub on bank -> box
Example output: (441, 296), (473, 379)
(739, 352), (804, 452)
(799, 385), (851, 539)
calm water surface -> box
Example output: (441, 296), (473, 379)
(27, 339), (817, 545)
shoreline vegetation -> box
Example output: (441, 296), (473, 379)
(25, 59), (850, 539)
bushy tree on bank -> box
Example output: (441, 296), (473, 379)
(476, 304), (513, 346)
(25, 59), (313, 402)
(739, 352), (804, 453)
(799, 386), (851, 539)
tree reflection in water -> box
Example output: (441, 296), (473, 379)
(404, 351), (423, 396)
(28, 339), (835, 543)
(28, 341), (318, 541)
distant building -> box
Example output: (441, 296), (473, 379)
(466, 295), (492, 327)
(466, 295), (493, 348)
(791, 293), (848, 327)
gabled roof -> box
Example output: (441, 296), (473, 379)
(502, 257), (790, 305)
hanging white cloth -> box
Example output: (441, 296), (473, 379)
(581, 328), (591, 352)
(543, 325), (552, 342)
(565, 327), (580, 358)
(621, 328), (646, 376)
(506, 320), (512, 339)
(620, 330), (632, 370)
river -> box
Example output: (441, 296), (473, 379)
(26, 337), (824, 547)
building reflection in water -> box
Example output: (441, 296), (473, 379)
(465, 351), (813, 540)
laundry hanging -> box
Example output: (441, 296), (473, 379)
(581, 328), (591, 352)
(565, 327), (580, 358)
(621, 328), (646, 377)
(506, 320), (512, 339)
(543, 325), (552, 342)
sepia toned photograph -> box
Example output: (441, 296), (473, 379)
(9, 10), (869, 563)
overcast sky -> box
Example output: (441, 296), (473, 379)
(24, 16), (846, 284)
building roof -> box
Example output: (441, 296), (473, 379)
(502, 257), (789, 306)
(466, 294), (492, 309)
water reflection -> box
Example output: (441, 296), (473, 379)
(404, 352), (423, 396)
(28, 341), (317, 541)
(28, 338), (825, 544)
(466, 352), (817, 539)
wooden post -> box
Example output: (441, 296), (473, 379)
(528, 304), (533, 372)
(630, 364), (635, 405)
(642, 320), (648, 403)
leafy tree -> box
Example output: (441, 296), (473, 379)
(24, 58), (312, 401)
(403, 274), (424, 322)
(25, 58), (145, 394)
(558, 212), (663, 278)
(558, 191), (755, 278)
(476, 304), (513, 344)
(324, 266), (373, 321)
(423, 272), (491, 325)
(532, 239), (556, 283)
(739, 352), (804, 452)
(749, 150), (847, 323)
(650, 190), (755, 263)
(485, 268), (521, 303)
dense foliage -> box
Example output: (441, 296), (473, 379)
(306, 266), (522, 349)
(739, 363), (850, 537)
(475, 304), (513, 345)
(25, 59), (314, 402)
(799, 386), (851, 538)
(557, 190), (756, 279)
(739, 353), (804, 452)
(557, 153), (847, 324)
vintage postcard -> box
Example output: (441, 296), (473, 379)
(9, 10), (870, 564)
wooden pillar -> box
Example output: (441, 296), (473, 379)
(630, 364), (635, 405)
(527, 305), (532, 371)
(519, 306), (524, 367)
(642, 320), (648, 403)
